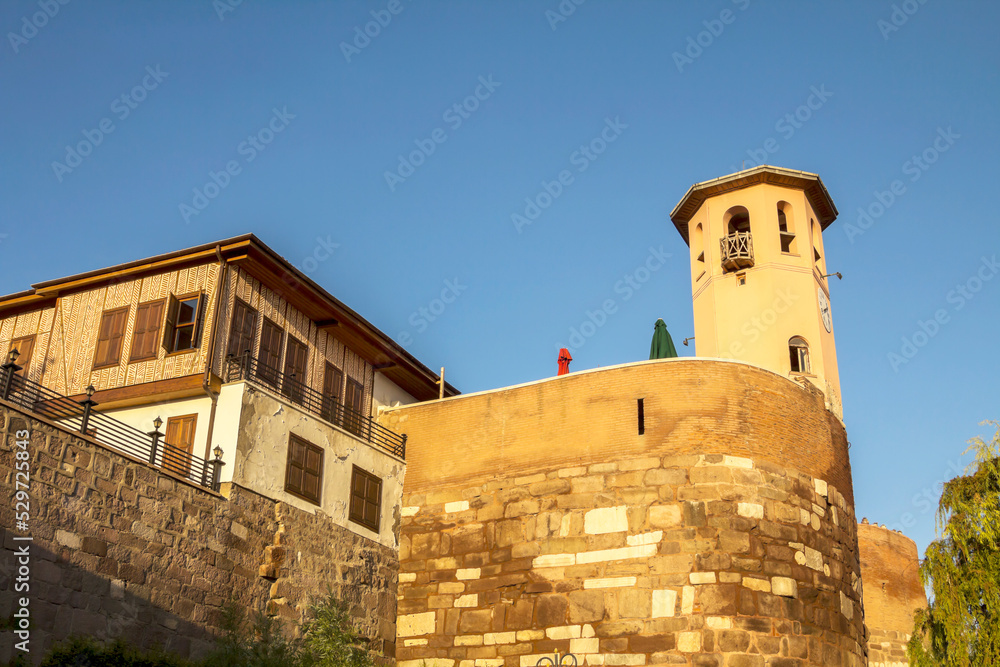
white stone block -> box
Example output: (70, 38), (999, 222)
(689, 572), (716, 584)
(652, 589), (677, 618)
(545, 625), (582, 640)
(584, 577), (636, 589)
(445, 500), (470, 513)
(398, 611), (436, 637)
(401, 506), (420, 517)
(772, 577), (797, 597)
(570, 638), (600, 654)
(456, 568), (481, 580)
(737, 502), (764, 519)
(814, 478), (828, 497)
(626, 531), (662, 546)
(584, 506), (628, 534)
(705, 617), (731, 629)
(723, 455), (754, 469)
(533, 553), (576, 568)
(399, 572), (416, 583)
(404, 639), (428, 647)
(681, 586), (694, 615)
(575, 544), (656, 565)
(455, 594), (478, 608)
(484, 632), (516, 645)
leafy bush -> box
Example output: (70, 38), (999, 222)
(38, 636), (192, 667)
(29, 591), (378, 667)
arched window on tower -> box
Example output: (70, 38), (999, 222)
(777, 202), (796, 254)
(811, 218), (825, 272)
(721, 206), (753, 271)
(693, 223), (705, 271)
(789, 336), (810, 374)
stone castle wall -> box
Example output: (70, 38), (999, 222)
(383, 359), (865, 666)
(0, 400), (398, 664)
(858, 522), (926, 667)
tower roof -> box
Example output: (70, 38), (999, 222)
(670, 165), (839, 245)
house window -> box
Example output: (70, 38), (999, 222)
(257, 317), (284, 387)
(789, 336), (810, 374)
(93, 307), (129, 370)
(343, 377), (366, 437)
(227, 298), (258, 360)
(349, 465), (382, 532)
(285, 434), (323, 505)
(163, 414), (197, 477)
(164, 293), (203, 354)
(130, 299), (165, 362)
(282, 336), (309, 405)
(9, 335), (35, 377)
(322, 362), (344, 424)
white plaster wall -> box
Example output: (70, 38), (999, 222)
(373, 372), (418, 413)
(213, 382), (245, 484)
(100, 395), (215, 462)
(232, 387), (405, 550)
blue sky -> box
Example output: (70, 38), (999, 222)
(2, 0), (998, 556)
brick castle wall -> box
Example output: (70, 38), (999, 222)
(383, 360), (865, 666)
(0, 401), (398, 663)
(858, 522), (926, 667)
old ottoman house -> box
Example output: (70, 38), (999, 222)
(0, 234), (455, 659)
(383, 166), (924, 667)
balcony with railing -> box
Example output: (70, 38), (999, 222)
(0, 351), (223, 490)
(720, 231), (754, 271)
(223, 352), (407, 459)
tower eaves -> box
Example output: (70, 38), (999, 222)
(670, 165), (839, 246)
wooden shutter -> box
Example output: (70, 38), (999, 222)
(162, 295), (179, 353)
(285, 434), (323, 504)
(93, 307), (129, 370)
(257, 318), (284, 387)
(321, 362), (343, 423)
(343, 377), (365, 436)
(163, 414), (196, 477)
(349, 466), (381, 531)
(9, 335), (35, 377)
(282, 336), (308, 404)
(227, 299), (258, 359)
(130, 300), (164, 362)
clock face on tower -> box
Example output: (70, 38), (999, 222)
(818, 288), (832, 333)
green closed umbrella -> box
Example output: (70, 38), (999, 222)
(649, 318), (678, 359)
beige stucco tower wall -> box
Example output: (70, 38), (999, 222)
(670, 166), (843, 417)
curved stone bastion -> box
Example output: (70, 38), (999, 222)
(858, 522), (926, 667)
(379, 359), (865, 667)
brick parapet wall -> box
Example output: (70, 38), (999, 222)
(395, 453), (865, 666)
(0, 400), (398, 663)
(858, 523), (926, 667)
(381, 359), (855, 504)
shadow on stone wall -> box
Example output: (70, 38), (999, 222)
(0, 537), (222, 664)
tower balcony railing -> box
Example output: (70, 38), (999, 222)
(720, 231), (754, 271)
(224, 352), (406, 459)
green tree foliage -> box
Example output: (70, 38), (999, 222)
(908, 422), (1000, 666)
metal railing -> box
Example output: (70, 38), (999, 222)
(720, 230), (754, 271)
(224, 352), (407, 459)
(0, 351), (224, 491)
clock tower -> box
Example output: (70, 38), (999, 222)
(670, 165), (843, 416)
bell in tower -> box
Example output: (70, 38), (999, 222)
(670, 165), (843, 416)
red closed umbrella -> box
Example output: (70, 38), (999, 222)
(557, 348), (573, 375)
